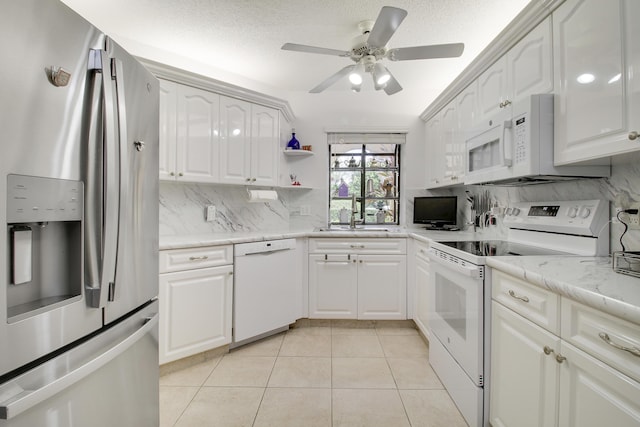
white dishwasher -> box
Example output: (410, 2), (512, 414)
(233, 239), (298, 345)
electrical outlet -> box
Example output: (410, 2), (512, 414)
(205, 205), (216, 222)
(300, 205), (311, 216)
(628, 203), (640, 229)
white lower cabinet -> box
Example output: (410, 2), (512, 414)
(357, 255), (406, 320)
(413, 240), (430, 337)
(308, 238), (407, 320)
(490, 269), (640, 427)
(158, 245), (233, 364)
(308, 254), (358, 319)
(490, 301), (559, 427)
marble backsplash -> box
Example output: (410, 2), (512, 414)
(160, 182), (290, 235)
(160, 154), (640, 253)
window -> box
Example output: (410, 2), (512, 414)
(329, 140), (401, 226)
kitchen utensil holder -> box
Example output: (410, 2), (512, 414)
(612, 251), (640, 278)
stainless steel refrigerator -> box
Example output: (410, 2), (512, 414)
(0, 0), (160, 425)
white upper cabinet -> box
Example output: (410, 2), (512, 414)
(477, 56), (509, 125)
(553, 0), (640, 165)
(159, 80), (178, 181)
(219, 96), (278, 185)
(159, 80), (220, 182)
(176, 86), (220, 182)
(425, 112), (444, 188)
(477, 16), (553, 125)
(219, 96), (251, 184)
(250, 105), (279, 186)
(159, 79), (282, 186)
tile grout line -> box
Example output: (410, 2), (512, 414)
(250, 334), (284, 427)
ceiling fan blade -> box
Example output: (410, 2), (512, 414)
(387, 43), (465, 61)
(310, 65), (354, 93)
(367, 6), (408, 48)
(281, 43), (350, 57)
(383, 71), (402, 95)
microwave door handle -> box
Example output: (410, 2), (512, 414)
(502, 119), (513, 167)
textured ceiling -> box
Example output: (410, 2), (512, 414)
(61, 0), (531, 116)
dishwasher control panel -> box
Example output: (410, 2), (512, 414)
(234, 238), (296, 256)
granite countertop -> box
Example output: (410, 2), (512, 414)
(486, 256), (640, 326)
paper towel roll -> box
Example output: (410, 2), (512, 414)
(247, 189), (278, 202)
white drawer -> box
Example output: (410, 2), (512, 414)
(561, 298), (640, 383)
(491, 269), (560, 335)
(308, 238), (406, 254)
(159, 245), (233, 274)
(414, 240), (430, 262)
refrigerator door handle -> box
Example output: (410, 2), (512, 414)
(109, 55), (130, 302)
(86, 49), (121, 308)
(84, 50), (104, 307)
(0, 313), (158, 420)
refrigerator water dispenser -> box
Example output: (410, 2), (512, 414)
(6, 175), (83, 322)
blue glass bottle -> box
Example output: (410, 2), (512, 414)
(287, 129), (300, 150)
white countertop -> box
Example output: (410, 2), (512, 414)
(159, 228), (479, 250)
(486, 256), (640, 326)
(159, 229), (640, 326)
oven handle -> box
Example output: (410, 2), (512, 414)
(427, 249), (482, 279)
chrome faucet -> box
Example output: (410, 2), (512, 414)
(349, 194), (361, 229)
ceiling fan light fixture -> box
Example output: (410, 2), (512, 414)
(348, 63), (364, 85)
(373, 74), (387, 91)
(373, 63), (391, 85)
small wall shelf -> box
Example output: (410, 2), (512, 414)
(283, 149), (314, 157)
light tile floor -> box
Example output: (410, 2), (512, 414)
(160, 320), (468, 427)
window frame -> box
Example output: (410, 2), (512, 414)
(328, 143), (401, 226)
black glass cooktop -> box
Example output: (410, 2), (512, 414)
(439, 240), (569, 257)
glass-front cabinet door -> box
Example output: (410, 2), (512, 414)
(329, 143), (400, 226)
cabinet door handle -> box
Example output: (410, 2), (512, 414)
(178, 172), (183, 177)
(555, 354), (566, 363)
(629, 131), (638, 141)
(543, 345), (554, 355)
(189, 255), (209, 261)
(599, 332), (640, 357)
(170, 172), (175, 176)
(508, 289), (530, 303)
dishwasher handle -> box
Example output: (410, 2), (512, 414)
(242, 247), (292, 256)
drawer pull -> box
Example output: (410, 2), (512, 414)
(350, 244), (365, 249)
(508, 289), (530, 303)
(599, 332), (640, 357)
(189, 255), (209, 261)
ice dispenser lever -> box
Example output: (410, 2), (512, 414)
(11, 226), (32, 285)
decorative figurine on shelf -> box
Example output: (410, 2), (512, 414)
(338, 177), (349, 197)
(376, 208), (386, 224)
(382, 179), (394, 197)
(348, 156), (357, 168)
(289, 174), (301, 186)
(334, 159), (341, 169)
(286, 129), (300, 150)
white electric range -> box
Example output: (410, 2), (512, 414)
(426, 199), (609, 427)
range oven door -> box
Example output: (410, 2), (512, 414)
(427, 249), (484, 386)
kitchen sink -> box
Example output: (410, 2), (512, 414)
(315, 226), (392, 232)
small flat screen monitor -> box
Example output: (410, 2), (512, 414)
(413, 196), (458, 229)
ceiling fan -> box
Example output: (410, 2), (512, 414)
(281, 6), (464, 95)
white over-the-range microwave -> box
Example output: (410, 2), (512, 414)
(464, 94), (610, 185)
